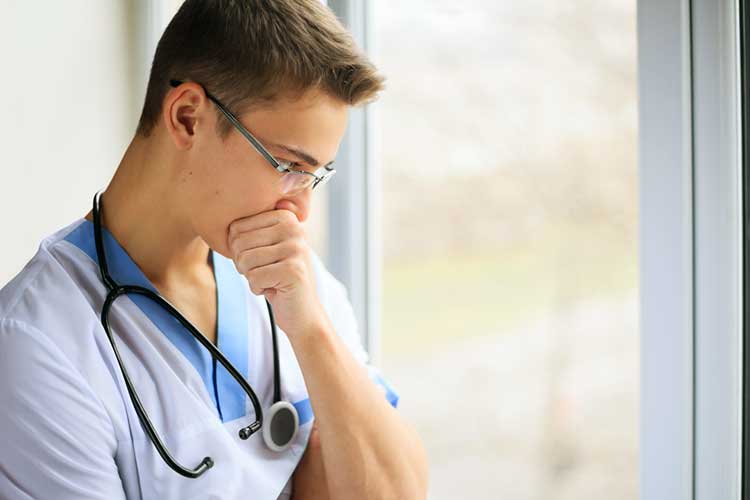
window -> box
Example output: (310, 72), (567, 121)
(372, 1), (639, 497)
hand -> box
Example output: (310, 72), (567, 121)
(227, 209), (329, 337)
(292, 422), (330, 500)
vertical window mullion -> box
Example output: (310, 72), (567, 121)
(638, 0), (696, 498)
(692, 0), (743, 497)
(326, 0), (380, 361)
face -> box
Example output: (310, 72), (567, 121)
(163, 83), (349, 259)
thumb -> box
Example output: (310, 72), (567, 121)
(274, 200), (301, 220)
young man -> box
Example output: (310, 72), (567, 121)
(0, 1), (428, 498)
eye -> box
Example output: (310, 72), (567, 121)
(280, 159), (303, 170)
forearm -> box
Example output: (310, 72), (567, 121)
(288, 320), (429, 500)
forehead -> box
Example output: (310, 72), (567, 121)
(240, 90), (349, 165)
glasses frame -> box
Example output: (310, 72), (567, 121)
(169, 79), (336, 194)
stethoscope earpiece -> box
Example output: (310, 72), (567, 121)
(262, 401), (300, 452)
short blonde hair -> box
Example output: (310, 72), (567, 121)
(136, 0), (385, 137)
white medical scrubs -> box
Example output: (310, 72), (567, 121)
(0, 217), (399, 499)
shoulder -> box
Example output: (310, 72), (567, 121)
(0, 217), (89, 321)
(0, 218), (106, 379)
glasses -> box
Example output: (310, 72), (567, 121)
(169, 79), (336, 196)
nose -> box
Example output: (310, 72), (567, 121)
(274, 189), (312, 223)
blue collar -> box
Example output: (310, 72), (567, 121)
(65, 219), (249, 422)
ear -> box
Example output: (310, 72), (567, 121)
(161, 81), (213, 150)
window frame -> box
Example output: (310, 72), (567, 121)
(639, 0), (744, 498)
(741, 0), (750, 495)
(326, 0), (382, 364)
(136, 2), (750, 496)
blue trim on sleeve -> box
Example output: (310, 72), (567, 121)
(288, 375), (396, 426)
(64, 220), (249, 422)
(292, 397), (314, 426)
(374, 373), (400, 408)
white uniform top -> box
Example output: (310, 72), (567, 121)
(0, 217), (399, 499)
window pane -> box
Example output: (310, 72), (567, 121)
(373, 1), (638, 498)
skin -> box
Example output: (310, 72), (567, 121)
(84, 82), (429, 498)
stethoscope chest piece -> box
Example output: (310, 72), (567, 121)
(262, 401), (300, 452)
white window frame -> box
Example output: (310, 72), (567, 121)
(639, 0), (743, 498)
(326, 0), (382, 364)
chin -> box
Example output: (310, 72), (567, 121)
(203, 230), (233, 261)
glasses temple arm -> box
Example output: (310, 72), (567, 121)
(169, 79), (282, 170)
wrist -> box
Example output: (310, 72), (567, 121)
(287, 315), (337, 359)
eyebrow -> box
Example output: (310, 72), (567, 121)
(269, 142), (335, 169)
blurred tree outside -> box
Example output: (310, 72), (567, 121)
(373, 1), (639, 498)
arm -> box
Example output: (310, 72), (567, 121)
(0, 318), (127, 499)
(289, 312), (428, 500)
(228, 210), (428, 499)
(291, 260), (424, 500)
(291, 422), (329, 500)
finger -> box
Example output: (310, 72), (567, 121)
(235, 240), (301, 275)
(245, 259), (305, 293)
(228, 209), (297, 239)
(228, 224), (286, 256)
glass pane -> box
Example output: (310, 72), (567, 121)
(373, 1), (638, 498)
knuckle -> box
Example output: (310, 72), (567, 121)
(238, 246), (253, 262)
(236, 249), (257, 274)
(229, 222), (243, 240)
(236, 262), (248, 276)
(230, 231), (250, 254)
(247, 276), (261, 295)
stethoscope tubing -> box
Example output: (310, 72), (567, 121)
(91, 191), (279, 478)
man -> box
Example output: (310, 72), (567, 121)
(0, 0), (428, 498)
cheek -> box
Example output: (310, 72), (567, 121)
(194, 172), (278, 259)
(189, 136), (286, 255)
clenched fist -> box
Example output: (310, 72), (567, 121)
(227, 209), (330, 338)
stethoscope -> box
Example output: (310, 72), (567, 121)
(91, 191), (299, 479)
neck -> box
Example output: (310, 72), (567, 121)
(85, 134), (212, 287)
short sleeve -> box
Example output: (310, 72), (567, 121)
(0, 318), (127, 499)
(309, 251), (400, 409)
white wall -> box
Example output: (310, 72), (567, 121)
(0, 1), (137, 286)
